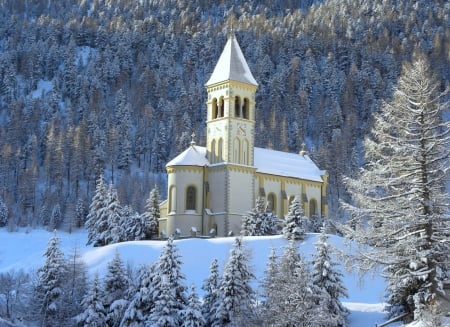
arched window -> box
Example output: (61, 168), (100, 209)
(309, 199), (317, 218)
(243, 139), (249, 165)
(243, 98), (249, 119)
(233, 138), (241, 163)
(186, 186), (196, 211)
(235, 96), (241, 117)
(267, 193), (276, 213)
(219, 97), (224, 117)
(169, 186), (176, 213)
(211, 139), (216, 163)
(212, 98), (218, 119)
(218, 138), (223, 162)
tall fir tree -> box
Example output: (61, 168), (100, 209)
(212, 238), (255, 326)
(103, 251), (129, 327)
(33, 232), (68, 327)
(311, 228), (349, 327)
(282, 196), (308, 240)
(148, 237), (187, 326)
(76, 273), (107, 327)
(120, 264), (156, 327)
(141, 185), (160, 239)
(342, 58), (450, 322)
(241, 197), (278, 236)
(180, 284), (205, 327)
(201, 258), (220, 326)
(85, 176), (108, 246)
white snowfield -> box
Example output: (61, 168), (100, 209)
(0, 229), (398, 326)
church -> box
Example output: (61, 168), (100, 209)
(159, 34), (328, 237)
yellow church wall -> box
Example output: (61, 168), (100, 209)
(165, 167), (205, 236)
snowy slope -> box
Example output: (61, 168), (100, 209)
(0, 229), (398, 326)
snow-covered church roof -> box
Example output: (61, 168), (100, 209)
(166, 146), (325, 183)
(166, 145), (209, 167)
(205, 34), (258, 87)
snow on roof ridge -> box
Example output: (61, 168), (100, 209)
(167, 145), (324, 182)
(206, 35), (258, 86)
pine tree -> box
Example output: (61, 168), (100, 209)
(342, 58), (450, 321)
(104, 251), (129, 327)
(120, 264), (156, 327)
(141, 185), (160, 240)
(76, 273), (107, 327)
(33, 232), (67, 327)
(148, 237), (187, 325)
(85, 176), (108, 246)
(241, 197), (278, 236)
(148, 275), (180, 327)
(212, 238), (255, 326)
(0, 197), (8, 227)
(48, 204), (61, 231)
(201, 258), (220, 326)
(180, 284), (205, 327)
(103, 184), (123, 245)
(311, 229), (349, 327)
(267, 241), (321, 326)
(258, 248), (278, 324)
(282, 196), (308, 240)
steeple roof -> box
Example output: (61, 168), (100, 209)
(206, 34), (258, 87)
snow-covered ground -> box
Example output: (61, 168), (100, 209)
(0, 228), (399, 326)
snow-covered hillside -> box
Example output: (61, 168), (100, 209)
(0, 228), (397, 326)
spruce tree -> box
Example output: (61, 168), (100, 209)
(212, 238), (255, 326)
(282, 196), (308, 240)
(201, 258), (220, 326)
(76, 273), (107, 327)
(103, 251), (129, 327)
(241, 197), (278, 236)
(148, 237), (187, 325)
(342, 58), (450, 321)
(311, 229), (349, 327)
(141, 185), (160, 240)
(180, 284), (205, 327)
(120, 264), (156, 327)
(33, 232), (67, 327)
(85, 176), (108, 246)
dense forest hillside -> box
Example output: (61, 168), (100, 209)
(0, 0), (449, 230)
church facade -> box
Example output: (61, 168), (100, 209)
(159, 35), (328, 237)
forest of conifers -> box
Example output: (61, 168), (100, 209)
(0, 0), (448, 230)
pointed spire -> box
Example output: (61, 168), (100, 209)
(206, 35), (257, 87)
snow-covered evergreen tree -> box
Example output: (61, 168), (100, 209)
(103, 184), (123, 245)
(85, 176), (108, 246)
(281, 241), (322, 326)
(201, 258), (220, 326)
(49, 204), (61, 231)
(76, 273), (107, 327)
(148, 275), (180, 327)
(180, 284), (205, 327)
(148, 236), (187, 325)
(311, 228), (349, 326)
(241, 197), (278, 236)
(141, 185), (160, 239)
(103, 251), (129, 327)
(342, 58), (450, 320)
(33, 232), (68, 327)
(122, 205), (146, 241)
(120, 264), (156, 327)
(0, 198), (9, 227)
(258, 248), (278, 323)
(212, 237), (255, 326)
(282, 196), (308, 240)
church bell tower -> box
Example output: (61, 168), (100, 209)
(205, 34), (258, 166)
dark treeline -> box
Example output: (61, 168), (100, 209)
(0, 0), (448, 229)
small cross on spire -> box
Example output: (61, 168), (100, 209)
(190, 132), (196, 146)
